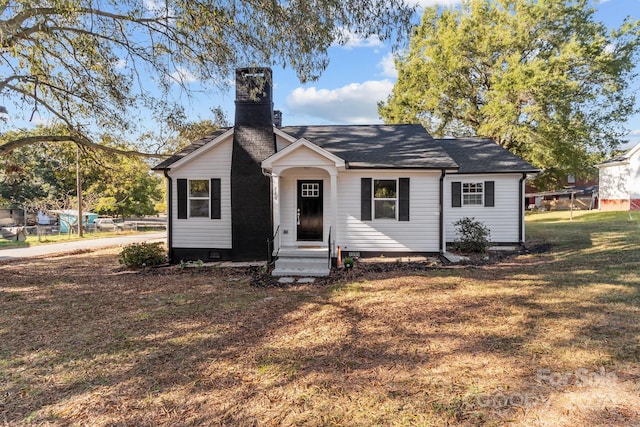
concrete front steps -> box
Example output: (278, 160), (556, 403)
(272, 246), (331, 277)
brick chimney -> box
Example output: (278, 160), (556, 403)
(231, 67), (276, 260)
(273, 110), (282, 127)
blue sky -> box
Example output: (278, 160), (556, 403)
(185, 0), (640, 149)
(3, 0), (639, 150)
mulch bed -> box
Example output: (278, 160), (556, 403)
(250, 243), (553, 288)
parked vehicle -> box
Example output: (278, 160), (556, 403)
(94, 218), (122, 231)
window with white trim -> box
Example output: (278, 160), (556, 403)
(374, 179), (397, 219)
(462, 182), (483, 205)
(189, 179), (209, 217)
(301, 182), (320, 197)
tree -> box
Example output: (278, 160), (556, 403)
(0, 126), (163, 216)
(161, 109), (230, 154)
(379, 0), (640, 185)
(0, 0), (414, 155)
(88, 154), (163, 218)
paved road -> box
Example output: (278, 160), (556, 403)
(0, 232), (166, 261)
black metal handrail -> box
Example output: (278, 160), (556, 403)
(267, 224), (280, 265)
(327, 226), (332, 269)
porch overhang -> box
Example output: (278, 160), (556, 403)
(261, 138), (346, 172)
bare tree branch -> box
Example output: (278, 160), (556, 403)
(0, 135), (165, 158)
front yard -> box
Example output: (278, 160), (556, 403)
(1, 211), (638, 425)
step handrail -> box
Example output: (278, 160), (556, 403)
(267, 224), (280, 265)
(327, 226), (332, 269)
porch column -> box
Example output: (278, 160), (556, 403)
(330, 171), (338, 256)
(272, 172), (281, 243)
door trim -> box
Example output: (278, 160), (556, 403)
(296, 180), (323, 241)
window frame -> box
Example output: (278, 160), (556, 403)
(462, 182), (484, 206)
(188, 179), (210, 218)
(373, 178), (398, 220)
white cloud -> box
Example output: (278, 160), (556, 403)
(286, 80), (395, 124)
(114, 59), (127, 69)
(333, 28), (384, 49)
(29, 114), (56, 127)
(405, 0), (461, 7)
(169, 67), (198, 84)
(628, 129), (640, 137)
(378, 52), (397, 78)
(144, 0), (165, 12)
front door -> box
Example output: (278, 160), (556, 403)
(297, 180), (323, 241)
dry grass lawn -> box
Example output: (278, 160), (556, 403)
(1, 211), (639, 426)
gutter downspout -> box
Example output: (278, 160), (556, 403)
(519, 173), (526, 245)
(439, 169), (446, 253)
(163, 169), (173, 262)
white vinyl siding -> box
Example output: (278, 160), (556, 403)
(632, 151), (640, 200)
(336, 170), (440, 253)
(169, 137), (232, 248)
(445, 174), (521, 244)
(599, 164), (630, 200)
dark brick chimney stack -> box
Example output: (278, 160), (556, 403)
(231, 67), (276, 260)
(273, 110), (282, 127)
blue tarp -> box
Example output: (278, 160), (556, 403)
(52, 210), (99, 232)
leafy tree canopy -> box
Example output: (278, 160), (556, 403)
(0, 125), (163, 217)
(0, 0), (414, 155)
(379, 0), (640, 185)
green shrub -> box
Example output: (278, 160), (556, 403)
(119, 242), (166, 267)
(343, 257), (355, 269)
(453, 217), (491, 253)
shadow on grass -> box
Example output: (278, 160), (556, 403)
(0, 211), (638, 425)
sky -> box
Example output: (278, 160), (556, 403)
(3, 0), (639, 150)
(182, 0), (640, 149)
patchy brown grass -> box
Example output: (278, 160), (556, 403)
(1, 211), (639, 426)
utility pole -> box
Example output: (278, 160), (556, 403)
(76, 145), (83, 237)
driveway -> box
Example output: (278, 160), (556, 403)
(0, 232), (166, 261)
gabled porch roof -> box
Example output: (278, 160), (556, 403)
(261, 137), (346, 171)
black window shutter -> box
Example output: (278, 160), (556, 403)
(452, 181), (462, 207)
(211, 178), (221, 219)
(361, 178), (372, 221)
(177, 179), (188, 219)
(399, 178), (410, 221)
(484, 181), (495, 207)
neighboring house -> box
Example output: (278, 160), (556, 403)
(525, 175), (599, 211)
(153, 68), (538, 275)
(0, 207), (26, 227)
(597, 142), (640, 211)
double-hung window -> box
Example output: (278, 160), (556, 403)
(177, 178), (222, 219)
(374, 179), (397, 219)
(451, 181), (494, 208)
(189, 180), (210, 217)
(462, 182), (483, 205)
(361, 178), (409, 221)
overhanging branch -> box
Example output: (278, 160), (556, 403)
(0, 135), (166, 159)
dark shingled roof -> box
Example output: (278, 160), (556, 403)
(433, 138), (539, 174)
(280, 124), (458, 169)
(152, 127), (231, 170)
(153, 125), (539, 174)
(600, 153), (629, 164)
